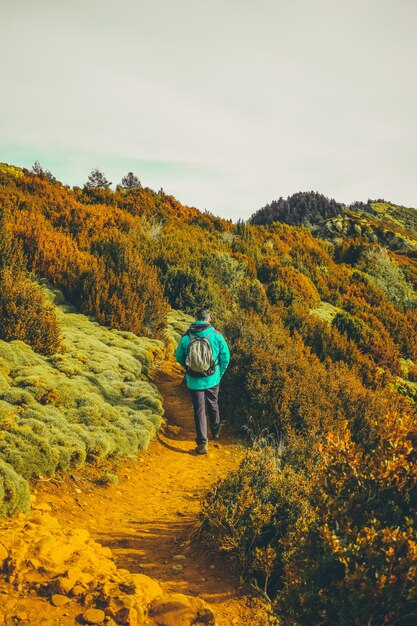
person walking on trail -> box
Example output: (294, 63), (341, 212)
(175, 308), (230, 455)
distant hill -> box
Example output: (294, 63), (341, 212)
(350, 199), (417, 236)
(314, 201), (417, 254)
(250, 191), (344, 227)
(250, 191), (417, 254)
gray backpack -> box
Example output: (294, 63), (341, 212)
(185, 330), (217, 378)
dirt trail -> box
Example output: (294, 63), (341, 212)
(32, 363), (269, 625)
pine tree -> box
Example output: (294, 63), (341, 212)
(119, 172), (141, 190)
(32, 160), (57, 183)
(85, 168), (112, 189)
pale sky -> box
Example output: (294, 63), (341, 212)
(1, 0), (416, 218)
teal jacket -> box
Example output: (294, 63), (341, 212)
(175, 321), (230, 390)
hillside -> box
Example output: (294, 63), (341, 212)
(250, 191), (417, 254)
(315, 202), (417, 254)
(0, 162), (417, 624)
(0, 282), (166, 516)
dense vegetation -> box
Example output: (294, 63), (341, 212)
(250, 191), (344, 227)
(1, 162), (417, 623)
(251, 191), (417, 255)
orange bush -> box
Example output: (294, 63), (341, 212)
(0, 268), (60, 355)
(280, 412), (417, 625)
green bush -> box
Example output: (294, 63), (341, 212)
(201, 252), (246, 288)
(266, 268), (321, 309)
(0, 269), (61, 355)
(220, 314), (407, 468)
(332, 310), (367, 343)
(96, 471), (119, 486)
(234, 278), (269, 314)
(363, 247), (417, 311)
(86, 232), (169, 338)
(332, 309), (402, 373)
(200, 443), (313, 595)
(296, 309), (376, 386)
(267, 280), (294, 306)
(163, 267), (215, 314)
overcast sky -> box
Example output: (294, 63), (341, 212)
(1, 0), (416, 219)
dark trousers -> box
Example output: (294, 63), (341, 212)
(190, 385), (220, 445)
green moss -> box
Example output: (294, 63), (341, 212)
(0, 459), (31, 517)
(165, 309), (194, 353)
(370, 202), (417, 236)
(394, 377), (417, 403)
(2, 388), (34, 406)
(0, 284), (165, 516)
(0, 372), (10, 394)
(309, 301), (344, 324)
(0, 162), (24, 179)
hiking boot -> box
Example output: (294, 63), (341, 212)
(194, 443), (208, 455)
(212, 424), (222, 440)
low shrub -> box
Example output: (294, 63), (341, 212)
(332, 310), (367, 343)
(332, 310), (402, 374)
(200, 442), (312, 596)
(362, 247), (417, 311)
(266, 268), (321, 309)
(163, 267), (215, 314)
(96, 471), (119, 486)
(234, 278), (269, 315)
(279, 414), (417, 625)
(201, 410), (417, 626)
(0, 459), (31, 518)
(0, 269), (61, 355)
(266, 280), (295, 306)
(201, 252), (246, 288)
(219, 314), (400, 466)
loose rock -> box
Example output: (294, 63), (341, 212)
(149, 593), (215, 626)
(82, 607), (106, 624)
(172, 564), (184, 573)
(56, 576), (75, 595)
(72, 584), (86, 597)
(0, 510), (215, 626)
(149, 594), (196, 626)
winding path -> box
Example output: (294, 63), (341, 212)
(35, 363), (269, 625)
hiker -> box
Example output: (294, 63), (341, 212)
(175, 308), (230, 455)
